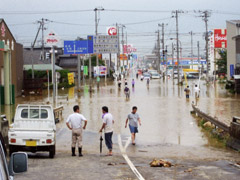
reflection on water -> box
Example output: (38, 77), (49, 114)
(0, 78), (239, 147)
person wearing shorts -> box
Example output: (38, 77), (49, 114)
(125, 106), (141, 145)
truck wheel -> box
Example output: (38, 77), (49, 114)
(49, 145), (55, 158)
(9, 145), (16, 157)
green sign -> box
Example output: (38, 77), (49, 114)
(97, 76), (100, 82)
(0, 41), (4, 51)
(84, 66), (88, 76)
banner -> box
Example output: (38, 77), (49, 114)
(214, 29), (227, 48)
(94, 66), (107, 77)
(68, 73), (74, 85)
(84, 66), (88, 76)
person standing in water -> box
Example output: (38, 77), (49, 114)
(125, 106), (141, 145)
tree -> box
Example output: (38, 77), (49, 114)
(216, 49), (227, 75)
(83, 55), (105, 66)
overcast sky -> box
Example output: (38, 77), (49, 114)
(1, 0), (240, 57)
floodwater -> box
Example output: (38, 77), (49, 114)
(1, 76), (240, 149)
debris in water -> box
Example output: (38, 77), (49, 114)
(184, 168), (192, 173)
(150, 159), (172, 167)
(107, 162), (116, 166)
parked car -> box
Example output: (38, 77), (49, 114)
(143, 73), (151, 80)
(8, 105), (57, 158)
(0, 132), (28, 180)
(151, 72), (161, 79)
(183, 74), (199, 79)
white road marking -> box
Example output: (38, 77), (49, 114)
(118, 134), (145, 180)
(124, 137), (132, 150)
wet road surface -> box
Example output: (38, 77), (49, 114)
(2, 77), (240, 179)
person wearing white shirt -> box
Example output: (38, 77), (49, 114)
(66, 105), (87, 157)
(99, 106), (114, 156)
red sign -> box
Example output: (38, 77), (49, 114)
(123, 45), (137, 54)
(45, 31), (59, 46)
(214, 29), (227, 48)
(1, 23), (6, 37)
(107, 27), (117, 36)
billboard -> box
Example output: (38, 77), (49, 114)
(94, 66), (107, 77)
(214, 29), (227, 48)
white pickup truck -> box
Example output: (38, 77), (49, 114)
(8, 105), (56, 158)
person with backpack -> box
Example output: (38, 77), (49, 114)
(124, 86), (130, 99)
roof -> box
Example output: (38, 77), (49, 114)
(0, 19), (16, 42)
(24, 64), (63, 71)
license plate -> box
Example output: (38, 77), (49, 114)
(26, 140), (37, 147)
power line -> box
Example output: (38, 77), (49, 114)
(0, 9), (93, 15)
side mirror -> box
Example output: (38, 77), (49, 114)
(9, 152), (28, 176)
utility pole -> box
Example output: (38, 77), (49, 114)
(126, 31), (128, 69)
(121, 25), (125, 70)
(159, 23), (168, 79)
(94, 7), (104, 88)
(175, 10), (180, 85)
(77, 54), (81, 90)
(165, 45), (168, 82)
(41, 18), (45, 61)
(117, 23), (120, 75)
(157, 30), (161, 74)
(197, 41), (200, 77)
(190, 31), (193, 69)
(201, 10), (210, 82)
(51, 46), (56, 107)
(172, 43), (174, 83)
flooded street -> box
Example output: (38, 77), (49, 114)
(2, 77), (238, 179)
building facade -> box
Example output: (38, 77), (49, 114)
(0, 19), (23, 97)
(226, 20), (240, 79)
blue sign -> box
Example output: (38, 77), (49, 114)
(230, 64), (234, 77)
(64, 36), (93, 54)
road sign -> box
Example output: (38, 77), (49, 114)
(45, 31), (59, 46)
(56, 72), (61, 79)
(64, 36), (93, 54)
(107, 27), (117, 36)
(94, 35), (118, 54)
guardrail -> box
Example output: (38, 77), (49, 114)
(191, 104), (230, 132)
(54, 106), (64, 123)
(192, 104), (240, 150)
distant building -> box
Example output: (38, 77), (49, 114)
(0, 19), (24, 97)
(226, 20), (240, 79)
(23, 47), (64, 65)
